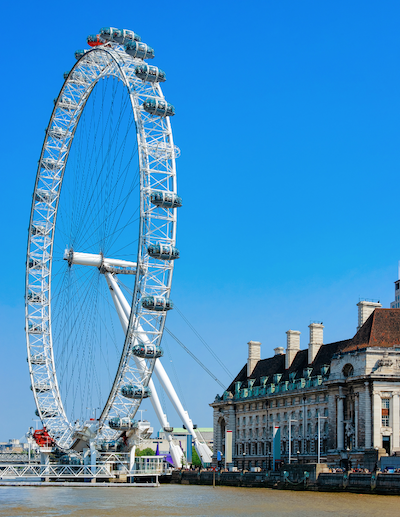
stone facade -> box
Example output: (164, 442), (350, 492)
(211, 298), (400, 470)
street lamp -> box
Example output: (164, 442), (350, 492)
(242, 451), (246, 470)
(288, 419), (297, 464)
(86, 407), (100, 420)
(138, 408), (147, 422)
(297, 450), (300, 464)
(317, 416), (328, 464)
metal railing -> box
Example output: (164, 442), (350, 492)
(0, 464), (113, 479)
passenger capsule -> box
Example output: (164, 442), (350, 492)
(66, 71), (90, 85)
(108, 417), (138, 430)
(99, 27), (121, 41)
(118, 29), (141, 43)
(60, 454), (81, 465)
(132, 343), (163, 359)
(148, 243), (179, 260)
(32, 383), (51, 393)
(121, 384), (151, 399)
(35, 408), (58, 418)
(150, 190), (182, 208)
(57, 96), (77, 111)
(27, 291), (43, 303)
(124, 41), (154, 60)
(141, 296), (173, 311)
(28, 323), (43, 333)
(143, 98), (175, 117)
(87, 34), (103, 47)
(48, 127), (71, 140)
(100, 440), (123, 452)
(28, 258), (42, 269)
(75, 49), (88, 60)
(35, 189), (56, 204)
(31, 225), (48, 236)
(135, 64), (166, 83)
(41, 157), (64, 170)
(31, 353), (46, 365)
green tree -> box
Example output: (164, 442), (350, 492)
(192, 446), (201, 466)
(135, 447), (155, 456)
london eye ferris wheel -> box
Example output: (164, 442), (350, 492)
(25, 27), (212, 466)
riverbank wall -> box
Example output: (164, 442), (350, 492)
(169, 466), (400, 495)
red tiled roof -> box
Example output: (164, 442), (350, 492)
(226, 309), (400, 390)
(341, 308), (400, 352)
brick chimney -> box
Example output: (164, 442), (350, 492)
(285, 330), (300, 369)
(308, 323), (323, 364)
(247, 341), (261, 377)
(357, 300), (381, 330)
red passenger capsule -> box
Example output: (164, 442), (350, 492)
(87, 34), (103, 47)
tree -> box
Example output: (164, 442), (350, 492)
(135, 447), (155, 456)
(192, 446), (201, 466)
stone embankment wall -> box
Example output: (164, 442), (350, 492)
(170, 469), (400, 495)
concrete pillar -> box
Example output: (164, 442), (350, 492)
(373, 391), (381, 448)
(90, 441), (97, 478)
(337, 389), (344, 450)
(364, 382), (372, 448)
(354, 394), (359, 449)
(392, 392), (400, 450)
(302, 397), (306, 453)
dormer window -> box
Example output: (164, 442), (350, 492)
(342, 363), (354, 378)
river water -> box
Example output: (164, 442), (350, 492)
(0, 484), (399, 517)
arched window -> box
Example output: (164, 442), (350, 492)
(342, 363), (354, 378)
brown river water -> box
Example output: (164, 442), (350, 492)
(0, 484), (399, 517)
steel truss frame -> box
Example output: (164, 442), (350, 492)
(26, 42), (178, 450)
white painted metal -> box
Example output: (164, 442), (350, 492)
(105, 272), (183, 467)
(105, 272), (212, 464)
(64, 250), (138, 271)
(26, 35), (179, 450)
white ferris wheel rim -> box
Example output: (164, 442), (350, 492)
(25, 41), (179, 450)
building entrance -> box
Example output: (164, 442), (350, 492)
(383, 436), (391, 454)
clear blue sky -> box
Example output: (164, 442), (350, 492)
(1, 0), (399, 441)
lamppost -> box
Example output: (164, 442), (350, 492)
(86, 406), (100, 420)
(317, 416), (328, 464)
(288, 419), (297, 464)
(242, 451), (246, 470)
(138, 408), (147, 422)
(297, 450), (300, 464)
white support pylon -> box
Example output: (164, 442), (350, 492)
(105, 273), (183, 468)
(105, 273), (212, 464)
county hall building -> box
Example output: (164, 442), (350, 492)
(210, 279), (400, 470)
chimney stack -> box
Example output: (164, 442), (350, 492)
(308, 323), (324, 364)
(357, 300), (381, 330)
(274, 347), (285, 356)
(247, 341), (261, 377)
(285, 330), (300, 369)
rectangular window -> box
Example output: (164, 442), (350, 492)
(382, 398), (390, 427)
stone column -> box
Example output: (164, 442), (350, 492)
(364, 382), (372, 448)
(337, 388), (344, 450)
(303, 397), (306, 453)
(373, 390), (381, 448)
(354, 394), (359, 448)
(392, 392), (400, 450)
